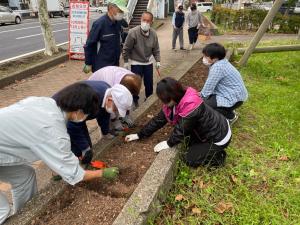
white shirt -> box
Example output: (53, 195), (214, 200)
(0, 97), (85, 185)
(88, 66), (134, 86)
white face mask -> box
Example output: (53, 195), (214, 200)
(202, 57), (212, 66)
(114, 12), (124, 21)
(141, 22), (150, 32)
(106, 106), (114, 114)
(71, 111), (88, 123)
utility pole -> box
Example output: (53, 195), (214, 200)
(38, 0), (59, 56)
(238, 0), (285, 66)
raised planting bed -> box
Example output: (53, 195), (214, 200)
(9, 58), (208, 225)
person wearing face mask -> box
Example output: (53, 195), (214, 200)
(123, 11), (161, 109)
(186, 3), (204, 50)
(53, 81), (133, 165)
(125, 77), (231, 168)
(88, 66), (142, 128)
(83, 0), (128, 73)
(172, 4), (185, 50)
(200, 43), (248, 124)
(0, 83), (120, 224)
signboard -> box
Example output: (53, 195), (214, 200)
(68, 1), (89, 60)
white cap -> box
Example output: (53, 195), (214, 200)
(111, 84), (133, 117)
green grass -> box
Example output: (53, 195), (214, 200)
(151, 51), (300, 224)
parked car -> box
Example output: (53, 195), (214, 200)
(294, 2), (300, 14)
(63, 6), (69, 17)
(97, 4), (108, 13)
(0, 6), (22, 25)
(196, 2), (213, 12)
(278, 2), (295, 15)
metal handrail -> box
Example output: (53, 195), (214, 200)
(126, 0), (138, 22)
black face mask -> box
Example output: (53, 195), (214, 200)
(191, 6), (196, 11)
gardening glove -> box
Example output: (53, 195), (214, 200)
(103, 133), (115, 140)
(154, 140), (170, 153)
(102, 167), (119, 180)
(111, 119), (124, 131)
(120, 115), (135, 128)
(123, 62), (130, 70)
(80, 148), (93, 165)
(156, 62), (161, 69)
(125, 134), (139, 142)
(83, 64), (92, 74)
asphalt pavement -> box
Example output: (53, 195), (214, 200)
(0, 12), (101, 62)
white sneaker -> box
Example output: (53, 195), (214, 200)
(229, 111), (239, 125)
(189, 44), (193, 50)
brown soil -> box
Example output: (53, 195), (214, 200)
(32, 60), (208, 225)
(0, 48), (66, 79)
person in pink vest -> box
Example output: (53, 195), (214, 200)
(125, 77), (231, 167)
(88, 66), (142, 129)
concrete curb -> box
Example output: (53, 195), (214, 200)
(113, 53), (202, 225)
(0, 53), (68, 89)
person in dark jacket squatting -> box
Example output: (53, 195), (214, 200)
(83, 0), (128, 73)
(200, 43), (248, 124)
(125, 77), (232, 168)
(53, 81), (132, 165)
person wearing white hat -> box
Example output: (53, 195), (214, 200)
(52, 81), (133, 165)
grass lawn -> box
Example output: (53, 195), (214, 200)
(151, 51), (300, 224)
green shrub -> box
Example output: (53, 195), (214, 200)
(212, 5), (300, 33)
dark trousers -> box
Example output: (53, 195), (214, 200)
(131, 64), (153, 103)
(203, 94), (243, 119)
(188, 26), (198, 44)
(183, 140), (230, 168)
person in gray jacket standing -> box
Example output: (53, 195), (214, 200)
(172, 4), (185, 50)
(186, 3), (205, 50)
(123, 12), (160, 108)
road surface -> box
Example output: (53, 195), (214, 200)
(0, 12), (101, 62)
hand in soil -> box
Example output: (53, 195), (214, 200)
(124, 134), (139, 142)
(102, 167), (119, 180)
(154, 140), (170, 152)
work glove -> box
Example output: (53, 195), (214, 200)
(123, 62), (130, 70)
(156, 62), (161, 69)
(83, 64), (92, 74)
(154, 140), (170, 153)
(102, 167), (119, 180)
(125, 134), (139, 142)
(103, 133), (115, 140)
(120, 115), (135, 128)
(80, 148), (93, 165)
(111, 119), (124, 131)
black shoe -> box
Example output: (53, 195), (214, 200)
(180, 47), (186, 50)
(228, 111), (239, 125)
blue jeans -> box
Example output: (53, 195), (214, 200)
(131, 64), (154, 103)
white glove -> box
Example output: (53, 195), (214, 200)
(156, 62), (161, 69)
(124, 63), (130, 70)
(125, 134), (139, 142)
(154, 140), (170, 153)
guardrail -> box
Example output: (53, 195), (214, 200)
(126, 0), (138, 23)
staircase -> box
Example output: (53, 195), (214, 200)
(129, 0), (149, 28)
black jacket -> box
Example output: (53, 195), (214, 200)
(138, 102), (229, 147)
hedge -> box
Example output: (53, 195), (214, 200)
(211, 5), (300, 33)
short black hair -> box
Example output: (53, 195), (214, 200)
(156, 77), (186, 104)
(142, 11), (154, 21)
(54, 82), (99, 116)
(202, 43), (226, 60)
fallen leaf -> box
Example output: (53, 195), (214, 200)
(278, 156), (289, 161)
(175, 194), (184, 201)
(215, 201), (233, 214)
(58, 64), (66, 68)
(147, 114), (154, 118)
(230, 175), (238, 184)
(192, 207), (202, 215)
(199, 180), (205, 189)
(249, 169), (257, 177)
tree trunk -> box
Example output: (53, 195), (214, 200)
(298, 28), (300, 40)
(238, 0), (285, 66)
(38, 0), (58, 56)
